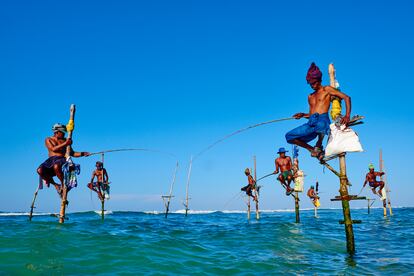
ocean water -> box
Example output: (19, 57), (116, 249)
(0, 208), (413, 275)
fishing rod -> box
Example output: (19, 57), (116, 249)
(257, 172), (276, 182)
(194, 117), (295, 160)
(89, 148), (176, 159)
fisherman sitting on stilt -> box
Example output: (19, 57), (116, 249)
(363, 163), (385, 197)
(88, 161), (110, 201)
(285, 62), (352, 162)
(307, 184), (320, 206)
(274, 147), (294, 195)
(241, 168), (257, 202)
(37, 123), (90, 197)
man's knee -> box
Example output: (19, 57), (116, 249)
(37, 167), (43, 176)
(285, 133), (294, 144)
(53, 164), (62, 172)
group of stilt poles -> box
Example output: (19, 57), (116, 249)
(247, 156), (260, 221)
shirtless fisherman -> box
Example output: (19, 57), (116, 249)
(363, 164), (385, 196)
(274, 147), (294, 195)
(88, 161), (110, 201)
(307, 185), (319, 201)
(286, 62), (352, 161)
(241, 168), (257, 202)
(37, 123), (90, 196)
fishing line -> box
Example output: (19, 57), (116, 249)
(194, 117), (295, 160)
(223, 191), (243, 208)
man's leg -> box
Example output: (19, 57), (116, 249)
(53, 164), (64, 186)
(315, 134), (325, 150)
(290, 139), (314, 152)
(87, 183), (104, 201)
(37, 167), (58, 188)
(278, 174), (287, 187)
(378, 181), (385, 196)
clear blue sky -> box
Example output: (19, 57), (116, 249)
(1, 0), (413, 212)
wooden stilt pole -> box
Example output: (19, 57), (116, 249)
(254, 156), (259, 220)
(184, 156), (193, 217)
(247, 196), (251, 220)
(380, 149), (393, 216)
(380, 149), (387, 217)
(338, 153), (355, 255)
(367, 199), (371, 214)
(59, 104), (76, 224)
(163, 162), (178, 218)
(295, 192), (300, 223)
(101, 153), (105, 220)
(314, 206), (317, 218)
(29, 187), (39, 221)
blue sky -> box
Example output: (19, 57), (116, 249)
(0, 0), (413, 212)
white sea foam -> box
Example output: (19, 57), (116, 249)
(0, 212), (53, 216)
(93, 210), (113, 215)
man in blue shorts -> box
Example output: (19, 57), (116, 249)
(285, 63), (352, 161)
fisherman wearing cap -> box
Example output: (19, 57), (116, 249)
(37, 123), (90, 196)
(363, 164), (385, 196)
(286, 62), (352, 161)
(88, 161), (110, 201)
(241, 168), (257, 202)
(274, 147), (294, 195)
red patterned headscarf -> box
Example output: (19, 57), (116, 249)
(306, 62), (322, 84)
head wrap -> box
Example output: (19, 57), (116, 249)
(96, 161), (103, 165)
(245, 168), (250, 174)
(368, 163), (375, 170)
(52, 123), (67, 133)
(306, 62), (322, 84)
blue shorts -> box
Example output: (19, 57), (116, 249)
(286, 113), (331, 144)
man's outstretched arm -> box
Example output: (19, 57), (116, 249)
(327, 86), (352, 125)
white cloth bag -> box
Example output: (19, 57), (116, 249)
(325, 124), (363, 157)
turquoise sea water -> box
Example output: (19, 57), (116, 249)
(1, 208), (413, 275)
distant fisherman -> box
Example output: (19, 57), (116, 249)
(241, 168), (257, 202)
(363, 164), (385, 196)
(286, 62), (352, 161)
(88, 161), (110, 201)
(37, 123), (90, 196)
(307, 185), (319, 201)
(274, 147), (294, 195)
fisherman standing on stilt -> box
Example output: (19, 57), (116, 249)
(285, 62), (352, 161)
(363, 163), (385, 197)
(88, 161), (110, 201)
(274, 147), (294, 195)
(241, 168), (257, 202)
(37, 123), (90, 197)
